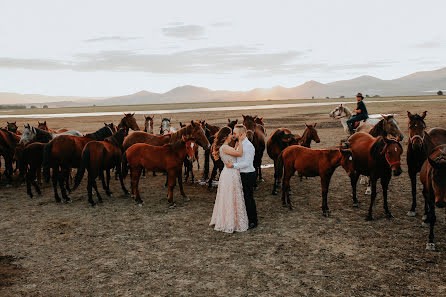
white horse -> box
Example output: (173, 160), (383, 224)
(160, 118), (176, 135)
(20, 124), (83, 144)
(329, 104), (380, 135)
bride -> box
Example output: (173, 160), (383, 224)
(209, 126), (249, 233)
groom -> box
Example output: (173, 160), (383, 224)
(226, 124), (258, 229)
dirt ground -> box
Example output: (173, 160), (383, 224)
(1, 100), (446, 296)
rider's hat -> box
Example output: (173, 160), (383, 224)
(356, 92), (364, 99)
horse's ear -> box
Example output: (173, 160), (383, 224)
(242, 114), (245, 119)
(104, 122), (107, 126)
(132, 113), (135, 116)
(228, 119), (231, 123)
(340, 104), (343, 107)
(190, 120), (195, 127)
(428, 157), (439, 169)
(314, 123), (317, 127)
(407, 111), (412, 118)
(7, 121), (9, 124)
(43, 121), (46, 125)
(421, 111), (427, 120)
(235, 119), (238, 123)
(305, 123), (308, 127)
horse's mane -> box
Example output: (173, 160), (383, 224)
(168, 123), (196, 143)
(369, 119), (385, 137)
(342, 105), (352, 117)
(86, 125), (113, 141)
(370, 137), (402, 162)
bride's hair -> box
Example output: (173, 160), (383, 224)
(211, 126), (233, 160)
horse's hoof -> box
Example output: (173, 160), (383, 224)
(406, 211), (416, 217)
(352, 202), (359, 208)
(65, 198), (72, 203)
(422, 215), (427, 221)
(365, 215), (373, 221)
(169, 203), (176, 209)
(272, 190), (278, 195)
(183, 197), (190, 202)
(89, 202), (96, 207)
(365, 189), (371, 195)
(386, 212), (394, 219)
(323, 210), (331, 217)
(288, 205), (294, 211)
(55, 198), (62, 203)
(259, 178), (265, 183)
(426, 243), (436, 251)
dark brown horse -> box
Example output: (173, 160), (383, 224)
(0, 128), (21, 182)
(278, 145), (354, 215)
(254, 116), (266, 135)
(198, 120), (220, 180)
(345, 132), (403, 220)
(227, 119), (238, 131)
(121, 136), (196, 206)
(144, 115), (155, 133)
(42, 123), (116, 203)
(37, 121), (69, 134)
(118, 113), (140, 133)
(242, 115), (266, 187)
(180, 122), (200, 182)
(72, 128), (128, 206)
(406, 111), (446, 217)
(295, 123), (321, 147)
(15, 142), (45, 198)
(6, 121), (20, 135)
(420, 144), (446, 251)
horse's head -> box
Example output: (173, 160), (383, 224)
(119, 113), (140, 131)
(6, 121), (18, 133)
(373, 137), (403, 176)
(428, 146), (446, 208)
(304, 123), (320, 144)
(329, 104), (348, 119)
(227, 118), (238, 131)
(407, 111), (427, 150)
(381, 114), (404, 141)
(182, 135), (197, 162)
(186, 120), (210, 150)
(144, 115), (154, 133)
(37, 121), (48, 131)
(160, 117), (172, 135)
(339, 148), (355, 176)
(242, 115), (257, 142)
(104, 122), (117, 134)
(19, 124), (36, 144)
(254, 116), (265, 126)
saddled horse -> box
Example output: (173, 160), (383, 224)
(345, 133), (403, 220)
(278, 145), (354, 215)
(6, 121), (21, 135)
(121, 136), (196, 207)
(420, 144), (446, 251)
(0, 128), (21, 182)
(73, 128), (128, 206)
(242, 115), (266, 187)
(118, 113), (140, 133)
(329, 104), (380, 135)
(42, 123), (117, 203)
(20, 124), (82, 145)
(160, 117), (176, 134)
(15, 142), (45, 198)
(37, 121), (69, 134)
(406, 111), (446, 217)
(144, 115), (155, 133)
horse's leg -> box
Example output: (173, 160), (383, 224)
(31, 167), (41, 196)
(321, 174), (333, 217)
(272, 159), (279, 195)
(350, 173), (360, 207)
(58, 168), (71, 203)
(26, 170), (33, 199)
(364, 177), (371, 195)
(92, 177), (103, 204)
(281, 167), (294, 209)
(381, 176), (393, 218)
(117, 164), (129, 196)
(131, 167), (143, 204)
(64, 169), (72, 194)
(86, 175), (95, 206)
(100, 171), (111, 197)
(366, 176), (378, 221)
(178, 169), (189, 201)
(203, 149), (210, 180)
(424, 192), (436, 250)
(208, 164), (218, 189)
(191, 163), (195, 183)
(167, 171), (176, 207)
(106, 169), (111, 193)
(37, 166), (42, 186)
(184, 162), (189, 183)
(52, 167), (61, 203)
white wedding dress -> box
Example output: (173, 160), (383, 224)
(209, 145), (249, 233)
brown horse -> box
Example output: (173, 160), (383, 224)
(254, 116), (266, 136)
(37, 121), (69, 134)
(121, 136), (196, 206)
(420, 144), (446, 251)
(179, 122), (200, 182)
(227, 119), (238, 131)
(278, 145), (354, 215)
(6, 121), (21, 135)
(15, 142), (45, 198)
(144, 115), (155, 133)
(198, 120), (220, 180)
(123, 120), (210, 151)
(406, 111), (446, 217)
(295, 123), (321, 147)
(118, 113), (140, 133)
(242, 115), (266, 186)
(345, 132), (403, 220)
(72, 128), (128, 206)
(0, 128), (21, 182)
(42, 123), (117, 203)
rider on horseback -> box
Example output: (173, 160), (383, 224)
(347, 92), (368, 134)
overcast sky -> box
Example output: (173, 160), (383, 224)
(0, 0), (445, 98)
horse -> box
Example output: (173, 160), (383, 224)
(121, 136), (196, 207)
(37, 121), (69, 134)
(144, 115), (155, 133)
(254, 117), (266, 136)
(406, 111), (446, 217)
(20, 124), (82, 145)
(242, 115), (266, 187)
(160, 117), (176, 134)
(123, 120), (210, 151)
(345, 132), (403, 221)
(179, 122), (200, 183)
(118, 113), (140, 133)
(198, 120), (220, 180)
(42, 123), (117, 203)
(6, 121), (20, 135)
(227, 119), (238, 131)
(277, 146), (354, 215)
(329, 104), (380, 135)
(15, 142), (45, 198)
(72, 128), (128, 206)
(0, 128), (21, 182)
(420, 144), (446, 251)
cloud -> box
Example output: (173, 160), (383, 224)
(84, 36), (142, 42)
(413, 41), (444, 49)
(162, 24), (205, 40)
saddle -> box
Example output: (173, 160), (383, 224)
(352, 118), (367, 129)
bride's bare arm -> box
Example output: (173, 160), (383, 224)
(222, 143), (243, 157)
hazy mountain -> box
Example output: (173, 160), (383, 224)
(2, 67), (445, 107)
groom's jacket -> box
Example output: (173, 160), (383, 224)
(233, 138), (255, 173)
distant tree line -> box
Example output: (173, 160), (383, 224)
(0, 105), (26, 109)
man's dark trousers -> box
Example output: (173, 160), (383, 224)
(240, 171), (258, 225)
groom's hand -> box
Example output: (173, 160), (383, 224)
(226, 160), (233, 168)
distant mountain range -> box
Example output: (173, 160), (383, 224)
(2, 67), (446, 107)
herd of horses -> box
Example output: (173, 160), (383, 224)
(0, 106), (445, 251)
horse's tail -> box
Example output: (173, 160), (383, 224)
(42, 141), (53, 183)
(276, 150), (285, 182)
(121, 151), (128, 179)
(73, 147), (90, 191)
